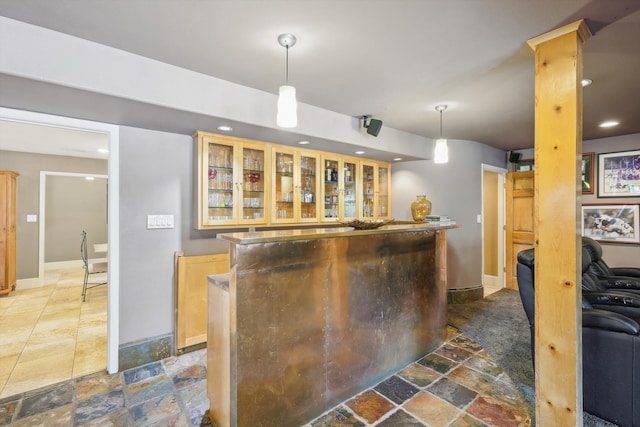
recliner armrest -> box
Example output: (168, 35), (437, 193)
(610, 267), (640, 278)
(584, 291), (640, 308)
(598, 275), (640, 291)
(582, 309), (640, 334)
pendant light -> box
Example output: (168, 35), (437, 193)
(277, 33), (297, 128)
(434, 105), (449, 164)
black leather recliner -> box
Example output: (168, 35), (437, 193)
(517, 248), (640, 427)
(582, 237), (640, 294)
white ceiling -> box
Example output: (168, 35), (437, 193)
(0, 0), (639, 155)
(0, 119), (108, 159)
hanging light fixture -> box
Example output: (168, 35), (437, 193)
(277, 33), (297, 128)
(434, 105), (449, 164)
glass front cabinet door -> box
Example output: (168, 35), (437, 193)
(195, 133), (269, 228)
(361, 161), (392, 220)
(321, 156), (358, 222)
(272, 148), (320, 224)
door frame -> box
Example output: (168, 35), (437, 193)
(0, 107), (120, 374)
(481, 164), (507, 289)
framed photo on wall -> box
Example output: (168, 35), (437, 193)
(597, 150), (640, 197)
(582, 152), (595, 194)
(582, 204), (639, 244)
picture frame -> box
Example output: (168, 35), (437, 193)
(581, 204), (639, 244)
(597, 149), (640, 197)
(516, 158), (534, 172)
(581, 152), (595, 194)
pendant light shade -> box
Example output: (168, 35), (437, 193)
(434, 105), (449, 164)
(434, 138), (449, 164)
(277, 85), (297, 127)
(277, 34), (297, 128)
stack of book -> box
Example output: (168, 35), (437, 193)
(425, 215), (456, 224)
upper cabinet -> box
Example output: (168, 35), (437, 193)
(194, 131), (391, 229)
(361, 161), (391, 220)
(272, 147), (321, 224)
(195, 132), (269, 228)
(321, 156), (358, 222)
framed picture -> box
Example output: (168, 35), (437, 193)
(597, 150), (640, 197)
(516, 159), (534, 172)
(582, 204), (639, 244)
(581, 152), (595, 194)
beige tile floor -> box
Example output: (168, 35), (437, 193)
(484, 283), (502, 296)
(0, 268), (107, 399)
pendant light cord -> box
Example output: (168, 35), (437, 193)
(285, 45), (289, 84)
(439, 110), (443, 138)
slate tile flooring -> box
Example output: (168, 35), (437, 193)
(0, 326), (531, 426)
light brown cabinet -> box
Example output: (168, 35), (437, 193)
(361, 160), (391, 220)
(272, 147), (321, 224)
(194, 132), (270, 228)
(175, 252), (229, 352)
(193, 131), (391, 229)
(321, 156), (359, 222)
(0, 171), (18, 296)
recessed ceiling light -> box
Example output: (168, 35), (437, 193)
(217, 125), (233, 132)
(298, 140), (310, 145)
(85, 176), (95, 181)
(98, 148), (109, 153)
(393, 157), (403, 161)
(599, 120), (619, 128)
(355, 150), (365, 155)
(581, 78), (593, 87)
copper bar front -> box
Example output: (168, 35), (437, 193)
(209, 226), (452, 426)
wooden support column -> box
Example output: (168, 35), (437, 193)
(527, 20), (591, 426)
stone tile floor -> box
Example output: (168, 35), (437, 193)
(0, 326), (531, 426)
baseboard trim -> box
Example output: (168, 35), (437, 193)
(448, 285), (484, 304)
(45, 260), (103, 270)
(15, 277), (43, 290)
(119, 333), (173, 371)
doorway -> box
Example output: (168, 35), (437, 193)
(0, 107), (119, 376)
(482, 165), (506, 294)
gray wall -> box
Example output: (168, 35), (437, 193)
(515, 133), (640, 267)
(46, 175), (107, 262)
(0, 150), (107, 278)
(118, 126), (230, 344)
(391, 139), (507, 290)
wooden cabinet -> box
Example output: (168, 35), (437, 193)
(194, 132), (270, 229)
(272, 147), (321, 223)
(361, 161), (391, 220)
(194, 131), (391, 229)
(321, 156), (359, 222)
(0, 171), (18, 296)
(175, 252), (229, 352)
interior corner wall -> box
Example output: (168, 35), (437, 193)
(391, 139), (507, 290)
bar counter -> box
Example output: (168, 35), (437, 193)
(207, 223), (457, 427)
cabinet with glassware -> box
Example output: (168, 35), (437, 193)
(194, 132), (270, 229)
(361, 161), (391, 220)
(272, 147), (320, 223)
(194, 131), (391, 229)
(321, 156), (359, 222)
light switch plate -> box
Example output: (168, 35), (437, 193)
(27, 214), (38, 223)
(147, 214), (174, 229)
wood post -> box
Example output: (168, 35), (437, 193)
(527, 20), (591, 426)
